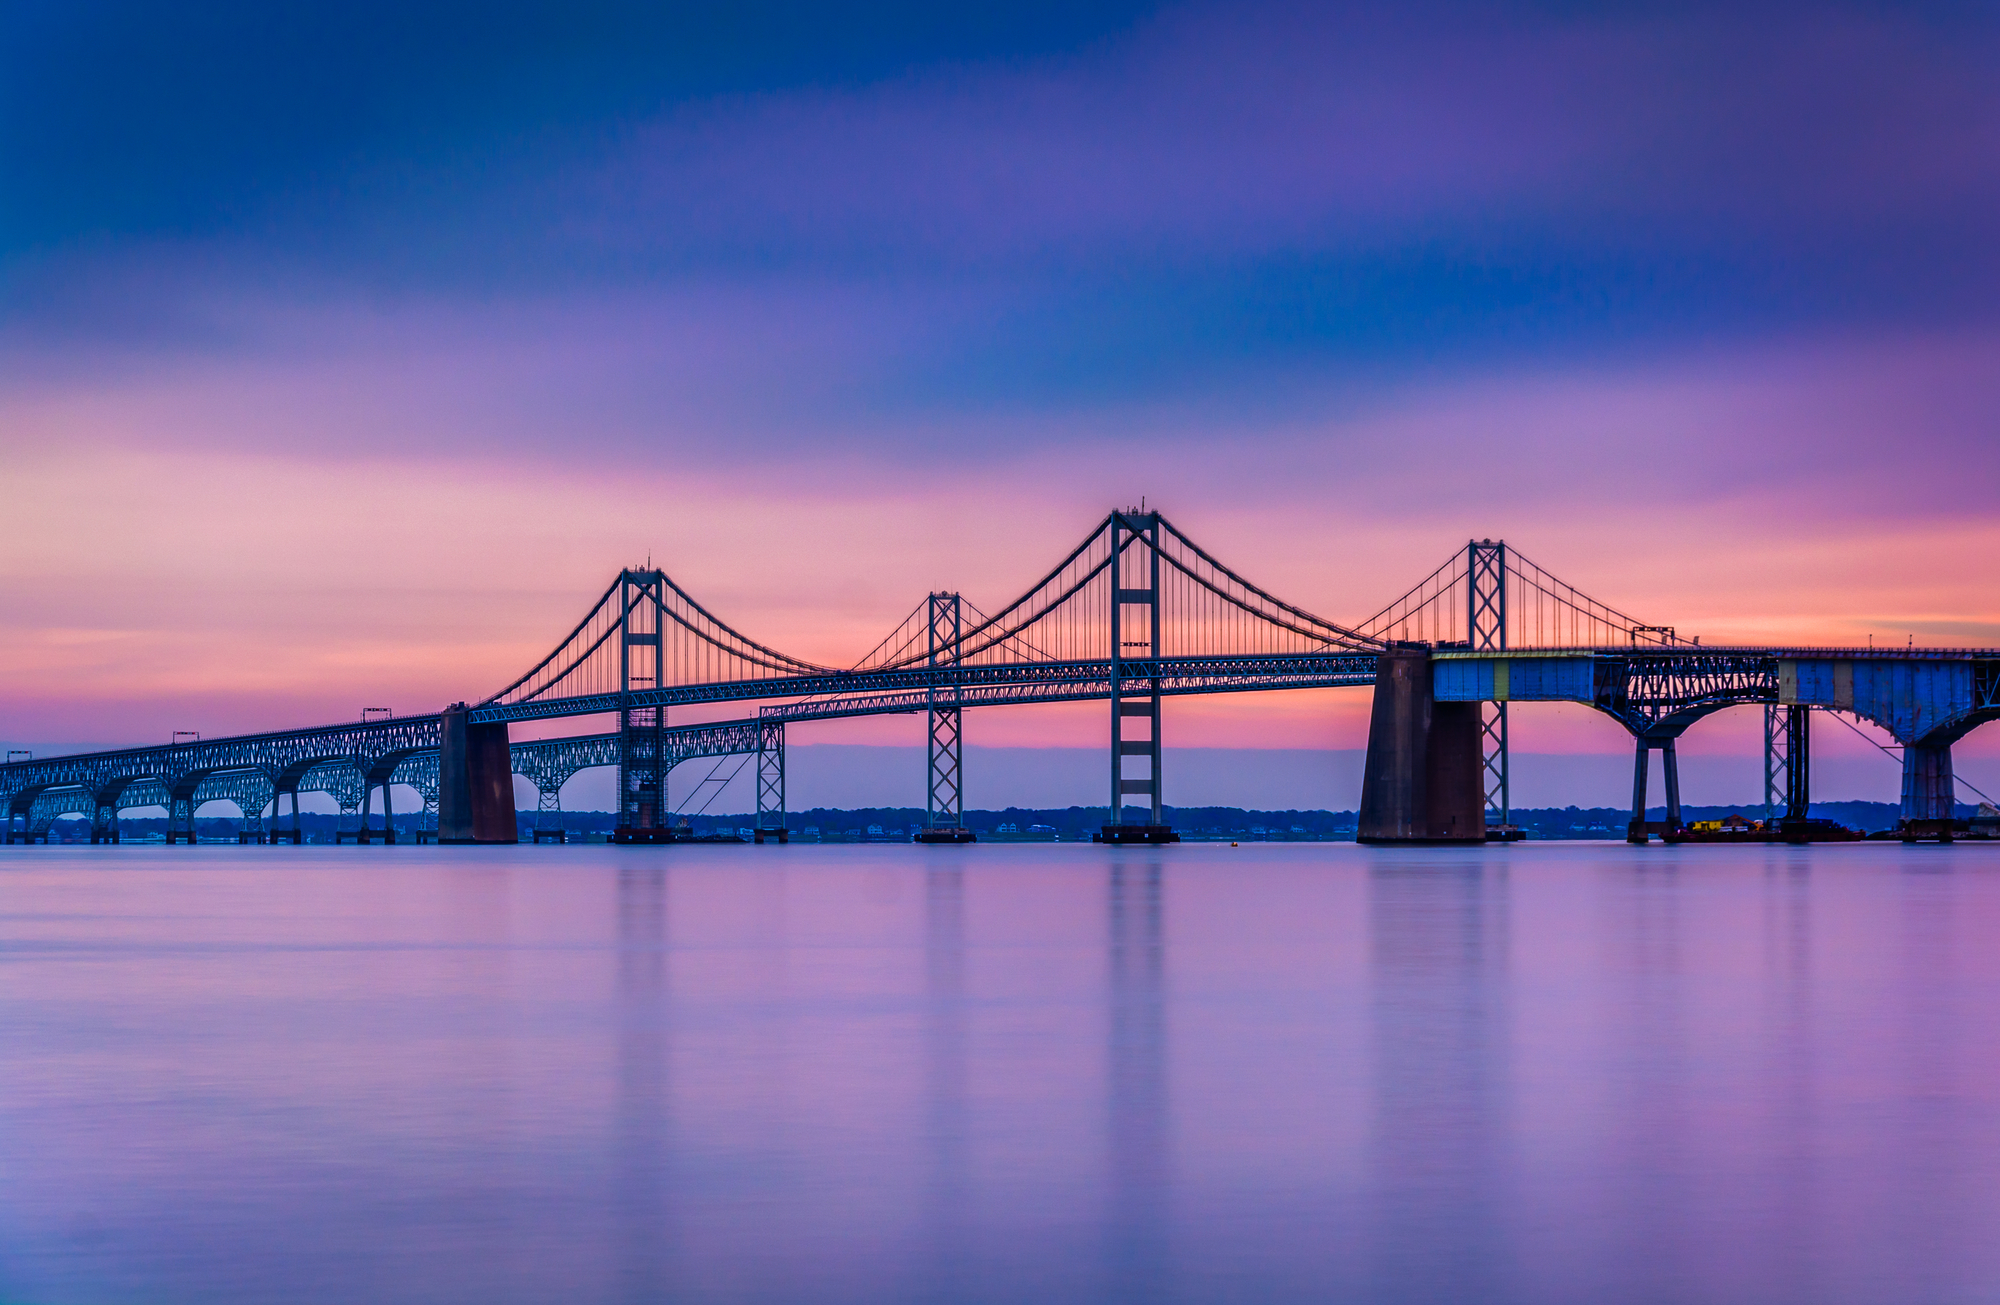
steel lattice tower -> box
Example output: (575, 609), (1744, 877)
(755, 720), (786, 840)
(925, 592), (964, 831)
(1765, 704), (1810, 825)
(1467, 539), (1508, 826)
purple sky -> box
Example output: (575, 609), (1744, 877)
(2, 0), (1997, 805)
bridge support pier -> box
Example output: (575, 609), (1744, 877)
(1627, 735), (1684, 843)
(1901, 741), (1956, 842)
(1763, 704), (1792, 825)
(439, 705), (518, 844)
(91, 797), (120, 845)
(166, 794), (197, 845)
(527, 767), (576, 843)
(1357, 648), (1485, 843)
(914, 705), (975, 844)
(1776, 706), (1813, 840)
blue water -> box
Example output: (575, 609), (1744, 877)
(2, 842), (1998, 1304)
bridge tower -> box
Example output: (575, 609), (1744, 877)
(1099, 511), (1177, 844)
(614, 569), (673, 843)
(1467, 540), (1509, 831)
(916, 592), (974, 843)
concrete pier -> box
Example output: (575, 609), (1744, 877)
(1901, 741), (1955, 840)
(1357, 648), (1485, 844)
(439, 705), (517, 844)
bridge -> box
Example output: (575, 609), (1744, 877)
(5, 510), (1996, 846)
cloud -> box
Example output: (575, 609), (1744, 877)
(0, 0), (1161, 252)
(4, 0), (1999, 755)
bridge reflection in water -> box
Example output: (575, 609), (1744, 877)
(8, 843), (2000, 1301)
(7, 511), (1999, 847)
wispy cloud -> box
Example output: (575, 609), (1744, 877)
(3, 0), (1997, 754)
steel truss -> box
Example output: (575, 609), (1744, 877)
(510, 650), (1386, 729)
(514, 733), (617, 841)
(756, 721), (785, 839)
(1763, 704), (1792, 824)
(926, 592), (964, 832)
(3, 714), (438, 844)
(1468, 540), (1508, 825)
(1591, 653), (1783, 733)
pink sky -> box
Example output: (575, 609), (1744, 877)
(4, 325), (1997, 771)
(4, 0), (1998, 801)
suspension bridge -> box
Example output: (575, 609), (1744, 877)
(5, 510), (1996, 847)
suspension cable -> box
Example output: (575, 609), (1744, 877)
(1824, 709), (1997, 807)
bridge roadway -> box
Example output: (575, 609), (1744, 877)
(6, 644), (2000, 843)
(0, 653), (1378, 842)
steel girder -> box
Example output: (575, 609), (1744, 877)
(2, 716), (440, 822)
(27, 789), (93, 835)
(1591, 653), (1782, 735)
(13, 648), (2000, 825)
(22, 775), (268, 839)
(479, 647), (2000, 732)
(514, 733), (619, 833)
(472, 651), (1389, 725)
(396, 753), (441, 833)
(760, 659), (1382, 725)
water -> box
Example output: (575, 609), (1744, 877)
(2, 842), (1998, 1304)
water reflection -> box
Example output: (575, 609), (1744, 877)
(924, 865), (969, 1294)
(7, 845), (2000, 1304)
(1367, 859), (1510, 1302)
(1105, 859), (1168, 1300)
(616, 865), (671, 1300)
(1609, 855), (1695, 1298)
(1756, 852), (1824, 1302)
(1884, 856), (1978, 1300)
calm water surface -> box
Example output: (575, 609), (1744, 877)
(3, 841), (1999, 1304)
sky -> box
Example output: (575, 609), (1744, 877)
(3, 0), (1998, 808)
